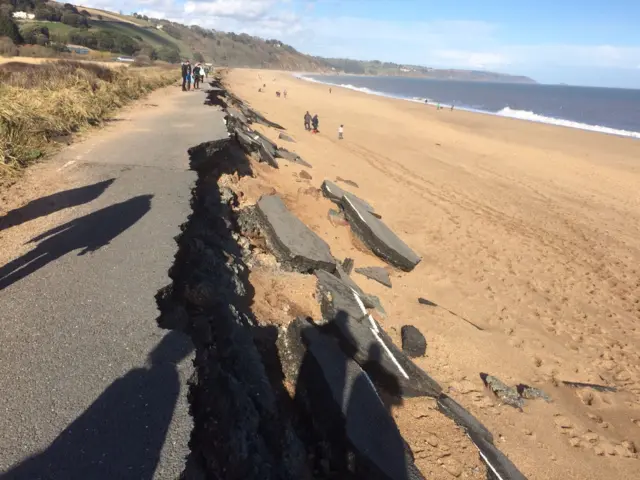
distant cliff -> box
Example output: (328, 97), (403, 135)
(315, 58), (537, 84)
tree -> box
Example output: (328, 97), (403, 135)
(133, 54), (151, 66)
(22, 24), (49, 45)
(35, 5), (62, 21)
(138, 43), (157, 60)
(0, 13), (23, 44)
(193, 51), (204, 63)
(62, 13), (88, 28)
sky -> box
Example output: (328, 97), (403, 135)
(81, 0), (640, 88)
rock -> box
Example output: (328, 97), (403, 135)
(401, 325), (426, 357)
(594, 446), (605, 456)
(320, 180), (375, 212)
(436, 394), (494, 444)
(342, 258), (355, 275)
(355, 266), (392, 288)
(258, 143), (279, 168)
(516, 384), (552, 402)
(480, 374), (524, 410)
(299, 170), (312, 180)
(289, 317), (426, 480)
(561, 380), (617, 393)
(314, 270), (442, 398)
(279, 132), (296, 142)
(341, 194), (420, 272)
(256, 195), (335, 273)
(336, 176), (359, 188)
(275, 149), (313, 168)
(569, 438), (581, 448)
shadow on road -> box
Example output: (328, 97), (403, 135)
(0, 179), (115, 231)
(0, 195), (152, 291)
(3, 330), (193, 480)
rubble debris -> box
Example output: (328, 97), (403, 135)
(328, 208), (349, 227)
(315, 270), (442, 398)
(298, 170), (312, 180)
(401, 325), (426, 357)
(342, 258), (355, 275)
(417, 297), (437, 307)
(333, 263), (385, 316)
(284, 317), (426, 480)
(321, 180), (375, 213)
(517, 384), (552, 402)
(480, 374), (524, 410)
(336, 176), (359, 188)
(235, 128), (261, 153)
(355, 266), (392, 288)
(561, 380), (618, 393)
(256, 194), (335, 273)
(341, 194), (420, 272)
(279, 132), (296, 142)
(252, 130), (278, 152)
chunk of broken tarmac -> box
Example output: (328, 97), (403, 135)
(251, 130), (278, 152)
(226, 106), (249, 125)
(341, 194), (420, 272)
(257, 195), (335, 273)
(355, 266), (392, 288)
(279, 132), (296, 142)
(400, 325), (426, 357)
(436, 394), (494, 444)
(276, 149), (313, 168)
(321, 180), (374, 212)
(235, 127), (260, 153)
(315, 270), (442, 398)
(258, 143), (279, 168)
(285, 317), (426, 480)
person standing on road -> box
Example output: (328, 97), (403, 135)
(181, 60), (191, 91)
(304, 111), (311, 131)
(193, 64), (202, 89)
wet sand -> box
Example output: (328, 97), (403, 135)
(225, 68), (640, 479)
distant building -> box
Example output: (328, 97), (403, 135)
(155, 25), (163, 30)
(67, 44), (90, 55)
(116, 56), (135, 63)
(12, 11), (36, 20)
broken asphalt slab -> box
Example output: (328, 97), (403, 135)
(355, 266), (392, 288)
(278, 132), (295, 143)
(284, 317), (425, 480)
(258, 143), (279, 168)
(341, 194), (421, 272)
(321, 180), (374, 212)
(276, 149), (312, 168)
(314, 270), (442, 398)
(256, 195), (335, 273)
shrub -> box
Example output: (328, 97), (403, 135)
(35, 5), (62, 22)
(133, 54), (151, 66)
(18, 44), (56, 57)
(0, 35), (18, 56)
(193, 51), (204, 63)
(0, 61), (176, 173)
(22, 25), (50, 45)
(0, 13), (23, 44)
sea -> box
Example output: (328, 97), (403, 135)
(298, 74), (640, 139)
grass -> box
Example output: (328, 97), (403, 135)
(0, 60), (176, 175)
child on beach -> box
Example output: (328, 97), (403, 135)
(338, 125), (344, 139)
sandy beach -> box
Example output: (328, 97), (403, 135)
(224, 68), (640, 479)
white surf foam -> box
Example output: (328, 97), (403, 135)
(497, 107), (640, 139)
(294, 74), (640, 139)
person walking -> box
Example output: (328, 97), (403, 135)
(283, 89), (287, 99)
(311, 114), (319, 133)
(338, 124), (344, 140)
(193, 63), (202, 89)
(304, 111), (311, 131)
(181, 60), (191, 91)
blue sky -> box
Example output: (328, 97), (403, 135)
(81, 0), (640, 88)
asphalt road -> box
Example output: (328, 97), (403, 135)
(0, 88), (227, 479)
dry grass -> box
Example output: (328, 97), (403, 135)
(0, 60), (176, 175)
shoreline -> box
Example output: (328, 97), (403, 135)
(225, 67), (640, 480)
(295, 73), (640, 139)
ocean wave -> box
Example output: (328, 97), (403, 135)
(497, 107), (640, 139)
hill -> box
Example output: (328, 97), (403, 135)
(2, 1), (535, 83)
